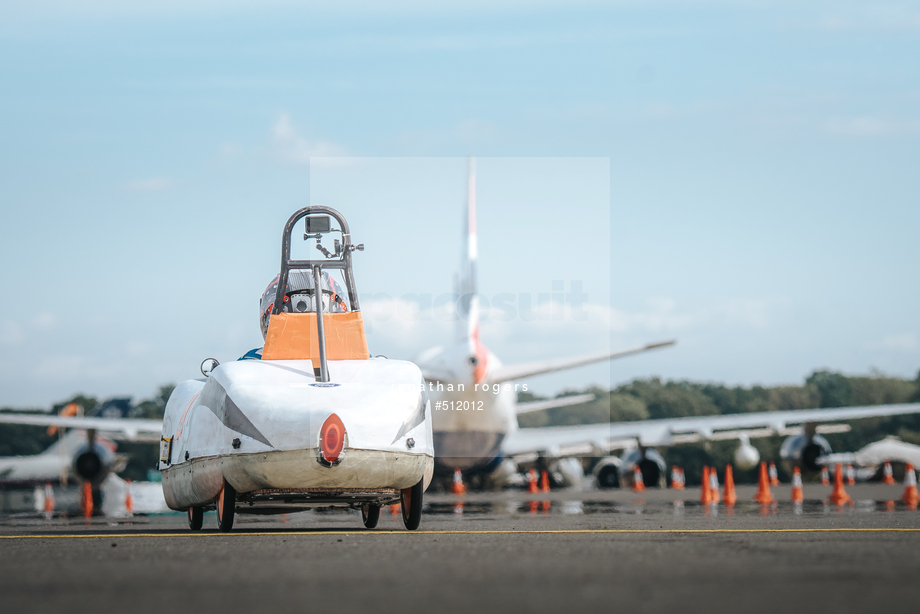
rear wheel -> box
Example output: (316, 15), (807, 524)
(400, 479), (424, 531)
(361, 504), (380, 529)
(187, 506), (203, 531)
(216, 479), (236, 532)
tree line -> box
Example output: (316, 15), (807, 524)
(519, 369), (920, 484)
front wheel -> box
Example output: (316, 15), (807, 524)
(400, 479), (424, 531)
(361, 504), (380, 529)
(187, 506), (203, 531)
(216, 479), (236, 532)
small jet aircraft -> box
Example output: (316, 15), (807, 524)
(0, 399), (161, 516)
(0, 399), (156, 488)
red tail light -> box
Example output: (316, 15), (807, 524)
(320, 413), (346, 465)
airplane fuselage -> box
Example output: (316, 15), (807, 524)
(416, 342), (521, 473)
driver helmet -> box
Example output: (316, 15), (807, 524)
(259, 270), (348, 339)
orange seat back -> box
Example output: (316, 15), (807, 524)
(261, 311), (370, 366)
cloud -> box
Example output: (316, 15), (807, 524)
(824, 116), (920, 137)
(395, 119), (501, 151)
(125, 341), (152, 357)
(817, 11), (920, 33)
(1, 313), (57, 345)
(718, 298), (779, 329)
(360, 294), (696, 358)
(32, 354), (91, 381)
(642, 103), (677, 119)
(880, 334), (918, 352)
(217, 142), (244, 160)
(126, 177), (174, 192)
(0, 322), (24, 345)
(270, 113), (348, 166)
(361, 294), (784, 352)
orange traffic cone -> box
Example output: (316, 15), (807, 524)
(768, 462), (780, 486)
(902, 464), (920, 507)
(882, 461), (896, 485)
(43, 482), (55, 519)
(700, 466), (712, 505)
(125, 479), (134, 515)
(709, 466), (721, 504)
(820, 466), (830, 485)
(390, 503), (400, 516)
(846, 464), (856, 486)
(791, 467), (804, 503)
(527, 468), (539, 494)
(82, 482), (93, 519)
(753, 462), (775, 504)
(632, 466), (646, 492)
(671, 466), (684, 490)
(826, 463), (853, 506)
(722, 465), (737, 506)
(541, 470), (551, 493)
(452, 467), (467, 495)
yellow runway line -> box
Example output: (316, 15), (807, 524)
(2, 528), (920, 540)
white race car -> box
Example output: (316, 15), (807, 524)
(158, 206), (433, 531)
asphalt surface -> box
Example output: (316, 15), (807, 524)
(2, 484), (920, 614)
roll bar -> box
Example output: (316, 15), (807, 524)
(272, 206), (363, 382)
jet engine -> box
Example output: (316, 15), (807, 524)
(72, 441), (116, 485)
(549, 457), (585, 489)
(780, 433), (832, 475)
(593, 456), (622, 489)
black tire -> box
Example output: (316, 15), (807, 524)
(361, 504), (380, 529)
(187, 506), (203, 531)
(216, 479), (236, 532)
(400, 479), (424, 531)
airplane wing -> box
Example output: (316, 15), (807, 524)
(516, 394), (596, 415)
(487, 340), (676, 384)
(0, 414), (163, 443)
(502, 402), (920, 457)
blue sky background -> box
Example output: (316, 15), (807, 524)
(1, 1), (918, 407)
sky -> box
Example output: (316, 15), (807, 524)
(1, 1), (918, 407)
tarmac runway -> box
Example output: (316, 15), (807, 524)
(2, 484), (919, 614)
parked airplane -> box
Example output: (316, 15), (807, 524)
(0, 398), (162, 516)
(0, 399), (156, 488)
(411, 158), (920, 489)
(416, 158), (674, 484)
